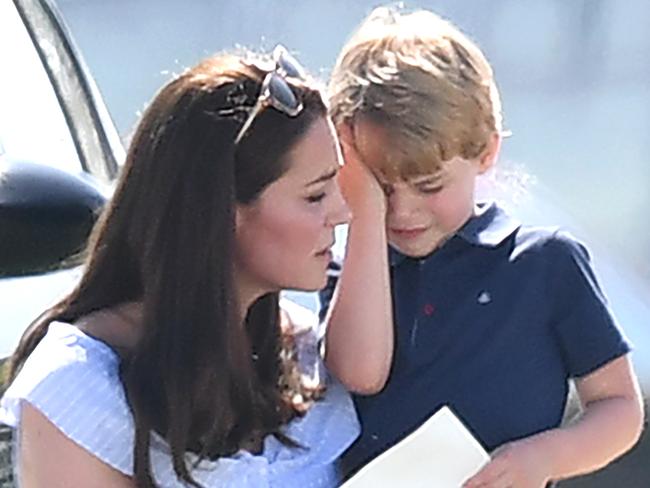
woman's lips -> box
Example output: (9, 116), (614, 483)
(315, 249), (333, 265)
(315, 242), (334, 259)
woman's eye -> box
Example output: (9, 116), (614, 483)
(306, 192), (326, 203)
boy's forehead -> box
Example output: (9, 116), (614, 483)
(376, 167), (445, 185)
(405, 172), (445, 184)
(353, 118), (390, 150)
(352, 118), (443, 176)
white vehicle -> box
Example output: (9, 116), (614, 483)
(0, 0), (124, 358)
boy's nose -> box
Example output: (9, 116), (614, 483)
(387, 190), (417, 222)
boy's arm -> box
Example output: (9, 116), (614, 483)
(466, 232), (644, 487)
(323, 124), (393, 394)
(550, 354), (643, 477)
(464, 354), (644, 487)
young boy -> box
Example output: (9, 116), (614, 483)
(321, 7), (644, 487)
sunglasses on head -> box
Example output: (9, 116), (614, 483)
(234, 45), (307, 144)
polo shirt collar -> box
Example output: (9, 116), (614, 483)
(456, 201), (520, 247)
(389, 245), (408, 267)
(389, 201), (520, 266)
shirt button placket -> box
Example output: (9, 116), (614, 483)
(409, 258), (431, 348)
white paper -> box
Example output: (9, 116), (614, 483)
(341, 406), (490, 488)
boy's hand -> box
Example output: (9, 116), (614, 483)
(335, 123), (386, 216)
(463, 437), (552, 488)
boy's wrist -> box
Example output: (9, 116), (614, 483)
(524, 428), (571, 483)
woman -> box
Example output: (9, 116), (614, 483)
(0, 45), (356, 487)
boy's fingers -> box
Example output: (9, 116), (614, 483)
(335, 123), (361, 160)
(464, 459), (508, 487)
(338, 138), (362, 167)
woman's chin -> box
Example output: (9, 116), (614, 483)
(285, 275), (328, 293)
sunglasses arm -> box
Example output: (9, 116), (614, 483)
(234, 98), (265, 145)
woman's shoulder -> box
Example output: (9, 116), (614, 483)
(276, 298), (360, 459)
(267, 375), (359, 479)
(0, 321), (135, 475)
(2, 321), (122, 408)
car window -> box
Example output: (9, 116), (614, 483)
(0, 0), (81, 175)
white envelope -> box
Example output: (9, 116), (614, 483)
(341, 406), (490, 488)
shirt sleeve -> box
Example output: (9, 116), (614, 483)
(0, 334), (135, 475)
(546, 230), (631, 378)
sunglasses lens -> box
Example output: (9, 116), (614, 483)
(275, 47), (306, 80)
(267, 73), (299, 112)
(235, 46), (306, 144)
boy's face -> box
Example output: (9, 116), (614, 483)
(354, 120), (492, 258)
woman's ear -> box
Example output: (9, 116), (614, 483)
(478, 132), (501, 174)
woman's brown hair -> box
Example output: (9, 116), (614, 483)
(9, 52), (327, 487)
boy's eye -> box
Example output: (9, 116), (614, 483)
(417, 185), (444, 194)
(306, 192), (326, 203)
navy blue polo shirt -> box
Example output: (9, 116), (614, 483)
(319, 202), (630, 475)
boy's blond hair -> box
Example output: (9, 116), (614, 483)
(329, 7), (504, 179)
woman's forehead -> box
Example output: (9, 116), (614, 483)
(275, 118), (339, 186)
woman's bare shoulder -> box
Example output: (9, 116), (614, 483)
(19, 402), (135, 488)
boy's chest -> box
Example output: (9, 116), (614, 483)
(390, 248), (556, 376)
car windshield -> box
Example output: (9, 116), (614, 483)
(0, 0), (81, 174)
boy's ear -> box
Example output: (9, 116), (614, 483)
(478, 133), (501, 174)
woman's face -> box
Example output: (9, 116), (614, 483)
(235, 117), (350, 295)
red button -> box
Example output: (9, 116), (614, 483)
(423, 303), (435, 316)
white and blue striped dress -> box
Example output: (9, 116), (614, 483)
(0, 321), (359, 487)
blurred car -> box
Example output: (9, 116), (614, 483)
(0, 0), (123, 359)
(0, 1), (124, 482)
